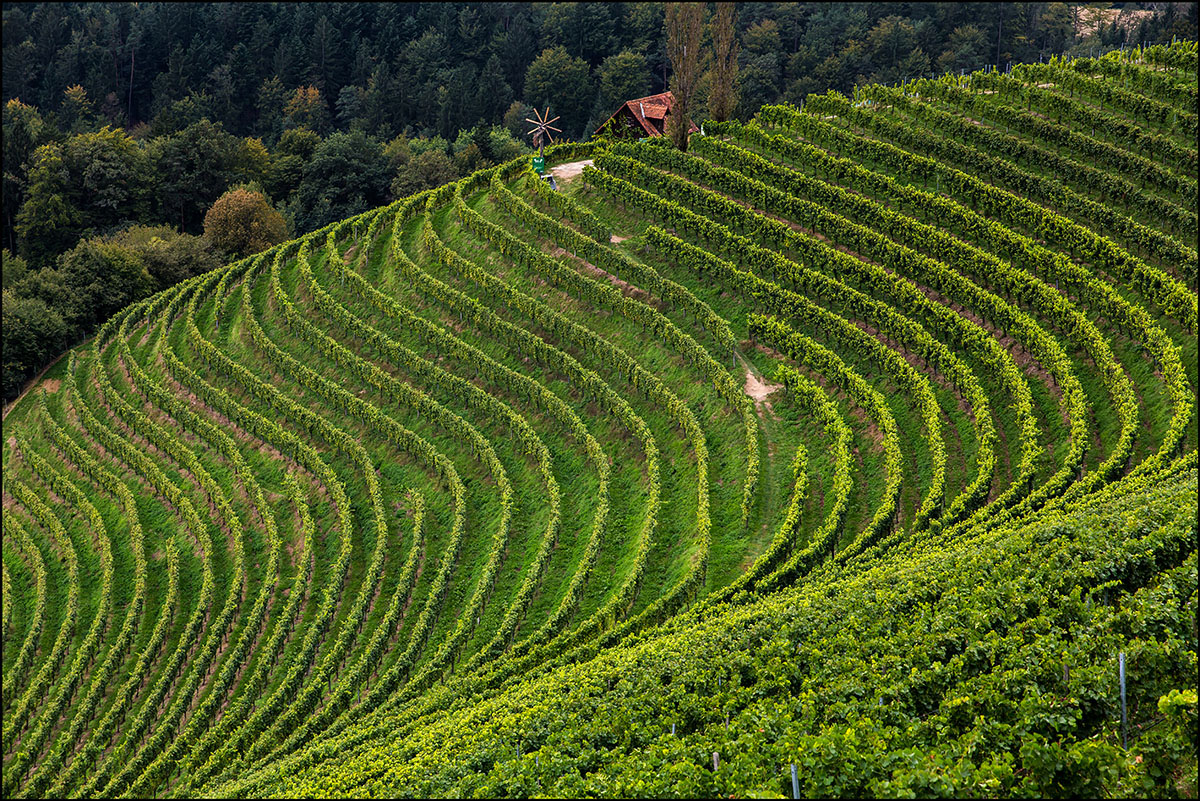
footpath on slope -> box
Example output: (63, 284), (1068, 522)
(548, 159), (593, 183)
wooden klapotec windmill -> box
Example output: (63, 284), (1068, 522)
(526, 106), (561, 174)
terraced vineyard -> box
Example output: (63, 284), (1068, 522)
(3, 43), (1197, 798)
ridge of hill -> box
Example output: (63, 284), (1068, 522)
(2, 42), (1196, 798)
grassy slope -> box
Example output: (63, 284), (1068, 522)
(1, 43), (1195, 799)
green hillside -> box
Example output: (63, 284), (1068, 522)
(2, 42), (1196, 798)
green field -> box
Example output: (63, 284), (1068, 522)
(2, 42), (1196, 798)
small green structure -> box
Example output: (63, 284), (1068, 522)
(526, 107), (561, 177)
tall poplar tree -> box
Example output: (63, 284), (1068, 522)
(665, 2), (703, 151)
(708, 2), (739, 122)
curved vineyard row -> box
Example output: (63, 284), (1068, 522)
(2, 43), (1196, 799)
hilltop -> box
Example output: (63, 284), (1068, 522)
(2, 42), (1196, 798)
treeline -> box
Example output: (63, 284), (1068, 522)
(5, 1), (1194, 256)
(8, 5), (1197, 146)
(2, 1), (1194, 402)
(1, 103), (532, 398)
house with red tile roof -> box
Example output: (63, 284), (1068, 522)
(594, 91), (700, 139)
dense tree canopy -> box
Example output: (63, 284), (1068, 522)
(1, 285), (68, 397)
(54, 238), (153, 330)
(391, 148), (459, 199)
(2, 1), (1194, 401)
(4, 2), (1191, 149)
(149, 119), (245, 233)
(291, 129), (391, 232)
(111, 224), (223, 290)
(598, 50), (653, 114)
(524, 46), (593, 140)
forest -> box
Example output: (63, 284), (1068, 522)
(3, 1), (1196, 401)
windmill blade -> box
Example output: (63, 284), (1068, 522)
(545, 124), (562, 133)
(544, 115), (561, 125)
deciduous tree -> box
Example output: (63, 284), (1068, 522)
(16, 126), (153, 267)
(598, 50), (651, 114)
(148, 118), (240, 232)
(284, 85), (332, 135)
(524, 46), (592, 140)
(867, 15), (918, 83)
(938, 24), (988, 74)
(3, 99), (56, 253)
(293, 129), (389, 230)
(116, 225), (220, 288)
(391, 149), (458, 198)
(55, 237), (152, 329)
(203, 187), (288, 259)
(2, 286), (68, 398)
(60, 85), (97, 134)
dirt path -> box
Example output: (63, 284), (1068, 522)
(548, 246), (672, 317)
(738, 354), (783, 416)
(549, 159), (593, 183)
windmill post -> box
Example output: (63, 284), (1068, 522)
(526, 107), (562, 175)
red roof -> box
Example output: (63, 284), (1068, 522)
(595, 91), (700, 137)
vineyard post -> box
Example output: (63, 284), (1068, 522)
(1119, 651), (1128, 748)
(791, 763), (800, 799)
(712, 752), (719, 770)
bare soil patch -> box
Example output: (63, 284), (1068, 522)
(549, 159), (593, 183)
(742, 362), (783, 416)
(2, 340), (87, 423)
(550, 245), (665, 313)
